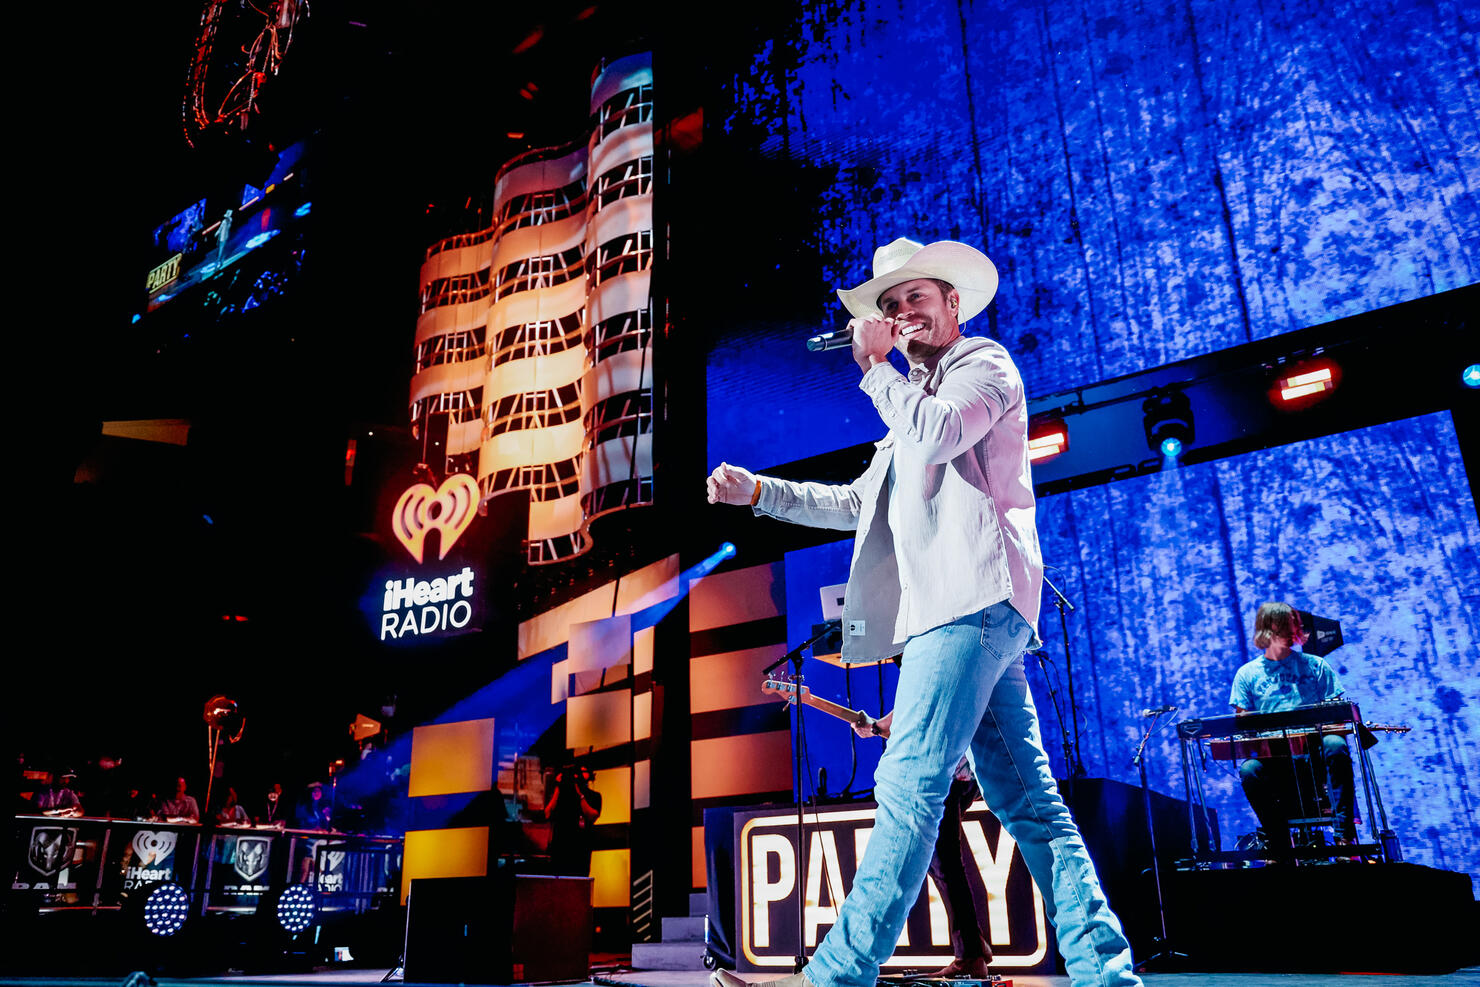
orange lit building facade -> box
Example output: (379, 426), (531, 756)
(410, 52), (655, 564)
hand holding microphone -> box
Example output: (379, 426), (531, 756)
(807, 317), (921, 365)
(849, 315), (905, 372)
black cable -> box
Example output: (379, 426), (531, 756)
(1032, 649), (1074, 771)
(841, 665), (860, 797)
(798, 692), (815, 803)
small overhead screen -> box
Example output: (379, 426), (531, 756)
(153, 198), (207, 255)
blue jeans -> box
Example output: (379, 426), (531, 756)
(1239, 733), (1357, 847)
(806, 604), (1141, 987)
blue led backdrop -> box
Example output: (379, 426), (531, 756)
(705, 0), (1479, 470)
(1035, 410), (1479, 882)
(774, 411), (1478, 882)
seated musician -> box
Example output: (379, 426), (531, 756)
(1229, 602), (1356, 856)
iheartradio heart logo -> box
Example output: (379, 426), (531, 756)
(392, 474), (480, 563)
(132, 830), (178, 866)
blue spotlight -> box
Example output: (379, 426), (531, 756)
(695, 542), (735, 574)
(1143, 387), (1194, 460)
(1464, 364), (1480, 388)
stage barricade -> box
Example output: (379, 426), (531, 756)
(10, 814), (402, 916)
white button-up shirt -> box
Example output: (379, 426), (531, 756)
(753, 335), (1043, 662)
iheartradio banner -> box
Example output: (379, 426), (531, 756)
(368, 474), (489, 644)
(733, 802), (1054, 973)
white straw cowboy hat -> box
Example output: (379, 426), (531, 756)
(837, 238), (998, 323)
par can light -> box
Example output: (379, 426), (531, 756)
(276, 884), (319, 933)
(142, 881), (191, 937)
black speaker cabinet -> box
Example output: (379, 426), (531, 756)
(403, 875), (514, 984)
(404, 873), (593, 983)
(511, 875), (594, 982)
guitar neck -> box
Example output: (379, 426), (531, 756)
(801, 695), (889, 738)
(800, 693), (863, 722)
(762, 678), (890, 738)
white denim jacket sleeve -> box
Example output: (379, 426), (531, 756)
(748, 472), (870, 531)
(857, 343), (1018, 463)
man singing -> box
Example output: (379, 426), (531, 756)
(706, 239), (1139, 987)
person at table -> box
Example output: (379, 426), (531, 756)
(33, 767), (84, 817)
(158, 776), (201, 823)
(294, 781), (333, 830)
(1229, 601), (1355, 854)
(258, 782), (286, 826)
(216, 787), (250, 825)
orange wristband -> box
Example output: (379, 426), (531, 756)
(750, 480), (762, 506)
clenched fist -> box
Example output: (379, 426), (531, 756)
(707, 462), (759, 506)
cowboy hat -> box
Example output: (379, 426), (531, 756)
(837, 238), (998, 323)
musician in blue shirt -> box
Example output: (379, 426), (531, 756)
(1229, 602), (1356, 855)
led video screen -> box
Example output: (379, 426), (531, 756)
(703, 0), (1479, 471)
(780, 410), (1478, 882)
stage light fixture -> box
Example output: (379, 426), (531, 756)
(1464, 364), (1480, 388)
(1027, 417), (1069, 463)
(1270, 360), (1340, 406)
(720, 542), (737, 559)
(142, 881), (191, 936)
(1142, 388), (1194, 457)
(275, 884), (318, 933)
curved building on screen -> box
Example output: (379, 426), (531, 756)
(411, 52), (655, 564)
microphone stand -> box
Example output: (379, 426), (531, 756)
(1031, 650), (1076, 791)
(762, 622), (838, 676)
(1043, 572), (1086, 780)
(1132, 710), (1186, 971)
(764, 620), (838, 972)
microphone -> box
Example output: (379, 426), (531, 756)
(1141, 705), (1178, 717)
(806, 327), (853, 352)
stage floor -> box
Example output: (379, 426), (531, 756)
(8, 967), (1480, 987)
(593, 971), (1480, 987)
